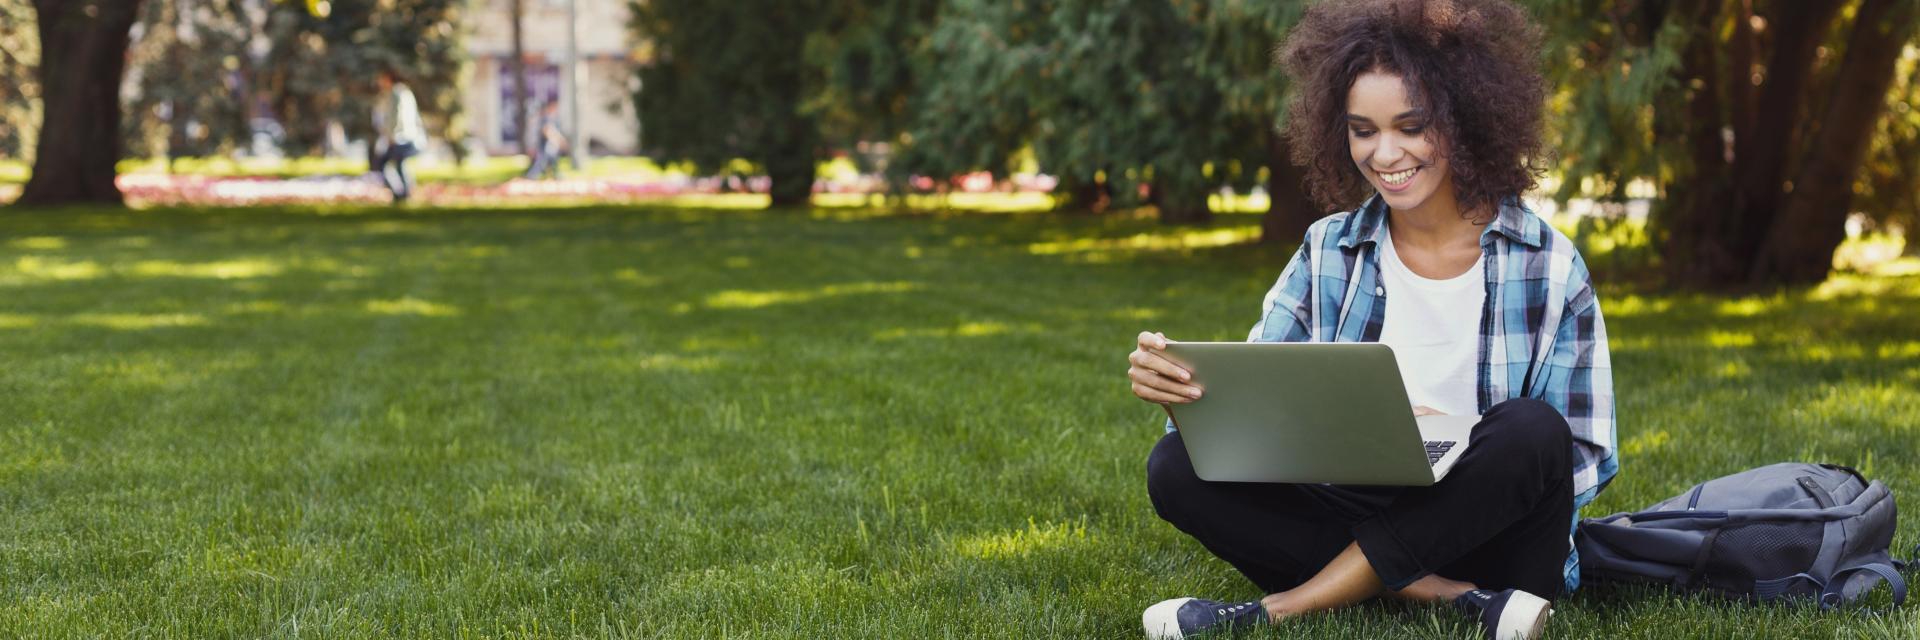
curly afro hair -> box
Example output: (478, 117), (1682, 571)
(1277, 0), (1548, 216)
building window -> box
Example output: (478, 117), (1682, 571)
(500, 62), (561, 148)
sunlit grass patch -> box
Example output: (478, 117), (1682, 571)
(1026, 225), (1262, 257)
(703, 281), (920, 309)
(364, 297), (460, 317)
(69, 312), (209, 330)
(128, 258), (284, 280)
(8, 256), (106, 282)
(9, 236), (68, 250)
(950, 518), (1091, 559)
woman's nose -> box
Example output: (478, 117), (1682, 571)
(1372, 135), (1404, 166)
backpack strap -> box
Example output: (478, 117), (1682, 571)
(1898, 543), (1920, 574)
(1818, 563), (1907, 612)
(1753, 573), (1821, 600)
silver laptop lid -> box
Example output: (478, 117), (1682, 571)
(1160, 342), (1439, 485)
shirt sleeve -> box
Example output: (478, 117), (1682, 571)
(1246, 234), (1316, 344)
(1538, 260), (1618, 507)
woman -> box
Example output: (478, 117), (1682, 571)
(1128, 1), (1618, 638)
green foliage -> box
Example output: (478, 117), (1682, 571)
(0, 204), (1915, 636)
(258, 0), (469, 158)
(803, 0), (941, 167)
(886, 0), (1046, 182)
(1858, 45), (1920, 234)
(630, 0), (829, 205)
(122, 0), (255, 161)
(1526, 0), (1689, 201)
(0, 0), (39, 160)
(897, 0), (1302, 220)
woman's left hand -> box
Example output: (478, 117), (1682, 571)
(1412, 406), (1445, 417)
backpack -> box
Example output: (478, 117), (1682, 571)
(1575, 462), (1916, 610)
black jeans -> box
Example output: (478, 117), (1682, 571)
(375, 141), (419, 201)
(1146, 398), (1575, 599)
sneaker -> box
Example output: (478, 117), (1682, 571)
(1453, 588), (1552, 640)
(1141, 597), (1269, 639)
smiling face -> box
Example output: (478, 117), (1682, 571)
(1346, 70), (1456, 215)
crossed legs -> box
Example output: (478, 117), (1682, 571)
(1145, 398), (1576, 621)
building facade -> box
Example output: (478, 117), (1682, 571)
(465, 0), (641, 156)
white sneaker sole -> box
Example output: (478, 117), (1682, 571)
(1142, 597), (1196, 640)
(1492, 590), (1553, 640)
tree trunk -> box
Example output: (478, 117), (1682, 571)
(15, 0), (145, 208)
(1726, 0), (1756, 147)
(1262, 131), (1318, 244)
(509, 0), (530, 155)
(764, 117), (817, 209)
(1053, 173), (1111, 214)
(1151, 166), (1213, 225)
(765, 154), (815, 208)
(1750, 0), (1918, 284)
(1719, 0), (1844, 268)
(1656, 0), (1731, 286)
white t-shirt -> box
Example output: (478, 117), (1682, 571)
(377, 84), (426, 147)
(1377, 230), (1485, 417)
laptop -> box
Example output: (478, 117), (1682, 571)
(1159, 342), (1479, 486)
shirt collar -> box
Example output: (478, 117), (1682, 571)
(1335, 194), (1545, 250)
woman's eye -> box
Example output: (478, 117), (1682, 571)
(1350, 129), (1376, 139)
(1401, 126), (1426, 136)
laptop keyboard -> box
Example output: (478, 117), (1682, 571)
(1424, 440), (1458, 466)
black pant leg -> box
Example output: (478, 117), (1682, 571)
(392, 144), (415, 199)
(1350, 398), (1576, 597)
(1146, 431), (1377, 593)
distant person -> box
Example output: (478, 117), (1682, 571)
(523, 100), (569, 180)
(373, 70), (426, 203)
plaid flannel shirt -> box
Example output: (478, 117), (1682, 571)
(1169, 195), (1619, 592)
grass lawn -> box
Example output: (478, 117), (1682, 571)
(0, 204), (1915, 638)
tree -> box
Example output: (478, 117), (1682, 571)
(1856, 46), (1920, 252)
(888, 0), (1049, 200)
(1191, 0), (1316, 242)
(258, 0), (468, 160)
(1752, 0), (1920, 281)
(15, 0), (146, 207)
(898, 0), (1315, 231)
(901, 0), (1224, 224)
(508, 0), (529, 154)
(0, 0), (40, 161)
(1532, 0), (1920, 287)
(123, 0), (255, 167)
(805, 0), (942, 186)
(631, 0), (827, 208)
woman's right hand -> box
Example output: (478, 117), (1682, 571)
(1127, 331), (1203, 404)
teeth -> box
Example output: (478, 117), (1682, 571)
(1381, 167), (1417, 185)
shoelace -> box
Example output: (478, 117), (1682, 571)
(1215, 602), (1259, 618)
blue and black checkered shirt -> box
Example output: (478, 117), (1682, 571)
(1170, 194), (1619, 592)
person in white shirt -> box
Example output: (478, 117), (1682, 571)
(372, 70), (426, 203)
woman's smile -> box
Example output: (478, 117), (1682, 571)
(1377, 166), (1421, 191)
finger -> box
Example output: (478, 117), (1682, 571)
(1136, 331), (1161, 351)
(1129, 349), (1192, 382)
(1129, 366), (1203, 399)
(1136, 330), (1171, 351)
(1132, 381), (1192, 404)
